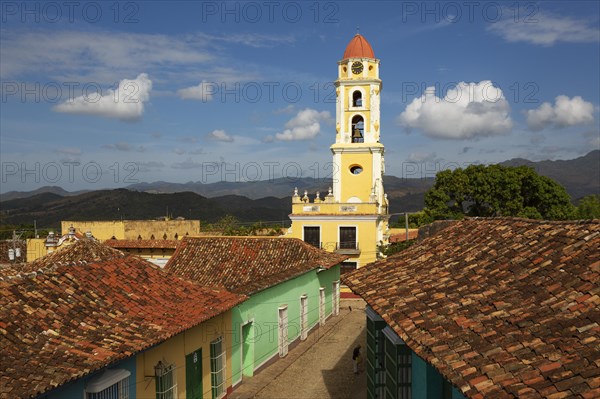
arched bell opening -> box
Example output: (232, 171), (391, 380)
(351, 115), (364, 143)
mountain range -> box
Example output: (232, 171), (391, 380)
(1, 151), (597, 229)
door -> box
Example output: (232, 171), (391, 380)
(186, 348), (203, 399)
(340, 227), (357, 249)
(303, 226), (321, 248)
(241, 322), (254, 377)
(278, 306), (288, 357)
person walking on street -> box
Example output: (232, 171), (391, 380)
(352, 344), (362, 374)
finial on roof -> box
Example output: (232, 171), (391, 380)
(356, 26), (360, 35)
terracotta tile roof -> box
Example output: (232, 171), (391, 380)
(0, 250), (246, 399)
(104, 239), (179, 249)
(0, 239), (127, 279)
(343, 33), (375, 59)
(33, 238), (125, 266)
(342, 218), (600, 399)
(389, 229), (419, 243)
(166, 237), (347, 295)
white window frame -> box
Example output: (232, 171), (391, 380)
(278, 306), (289, 357)
(210, 336), (227, 399)
(155, 362), (177, 399)
(85, 369), (130, 399)
(319, 288), (326, 326)
(332, 280), (340, 316)
(300, 295), (308, 340)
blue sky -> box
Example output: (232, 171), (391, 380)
(1, 0), (599, 192)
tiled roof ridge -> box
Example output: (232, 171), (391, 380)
(104, 239), (180, 249)
(0, 261), (89, 281)
(0, 253), (160, 282)
(465, 216), (600, 225)
(177, 235), (347, 266)
(166, 236), (347, 295)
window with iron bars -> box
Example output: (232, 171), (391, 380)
(85, 370), (130, 399)
(210, 337), (227, 399)
(155, 361), (177, 399)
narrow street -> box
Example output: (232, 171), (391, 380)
(231, 299), (367, 399)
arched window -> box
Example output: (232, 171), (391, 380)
(351, 115), (364, 143)
(352, 91), (362, 107)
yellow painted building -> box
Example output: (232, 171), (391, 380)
(286, 33), (390, 273)
(62, 219), (201, 241)
(136, 311), (234, 399)
(27, 220), (199, 262)
(26, 226), (86, 262)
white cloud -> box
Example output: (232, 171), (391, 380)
(178, 80), (215, 101)
(54, 147), (82, 156)
(103, 141), (146, 152)
(172, 158), (204, 169)
(0, 30), (213, 81)
(172, 148), (186, 155)
(139, 161), (165, 169)
(273, 104), (296, 115)
(275, 108), (333, 141)
(196, 32), (295, 48)
(54, 74), (152, 121)
(407, 152), (438, 162)
(526, 95), (595, 131)
(398, 81), (513, 139)
(207, 129), (234, 143)
(583, 130), (600, 149)
(488, 12), (600, 46)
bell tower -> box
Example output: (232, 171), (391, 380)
(332, 33), (385, 206)
(287, 33), (390, 270)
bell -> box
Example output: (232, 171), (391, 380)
(352, 128), (362, 138)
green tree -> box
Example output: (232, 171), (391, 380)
(215, 215), (243, 235)
(576, 195), (600, 219)
(423, 165), (575, 220)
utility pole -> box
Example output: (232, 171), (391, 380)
(8, 230), (23, 264)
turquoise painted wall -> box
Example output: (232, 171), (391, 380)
(231, 265), (340, 384)
(411, 353), (444, 399)
(368, 310), (468, 399)
(42, 357), (136, 399)
(411, 352), (466, 399)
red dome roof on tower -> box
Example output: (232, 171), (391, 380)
(343, 33), (375, 59)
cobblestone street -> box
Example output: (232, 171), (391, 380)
(230, 299), (367, 399)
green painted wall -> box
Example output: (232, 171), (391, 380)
(231, 265), (340, 385)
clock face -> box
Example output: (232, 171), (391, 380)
(351, 61), (363, 75)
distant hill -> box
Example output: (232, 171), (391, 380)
(126, 177), (329, 199)
(1, 151), (597, 228)
(500, 150), (599, 201)
(127, 176), (434, 201)
(0, 186), (88, 202)
(0, 189), (292, 227)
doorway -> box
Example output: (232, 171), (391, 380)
(241, 321), (254, 378)
(185, 348), (203, 399)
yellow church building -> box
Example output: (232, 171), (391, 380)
(287, 33), (390, 274)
